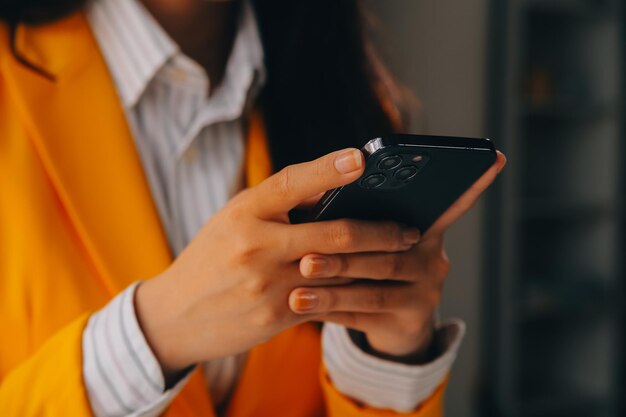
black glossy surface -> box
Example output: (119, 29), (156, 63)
(292, 134), (496, 233)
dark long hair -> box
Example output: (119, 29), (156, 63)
(0, 0), (408, 170)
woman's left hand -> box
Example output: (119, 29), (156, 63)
(288, 151), (506, 359)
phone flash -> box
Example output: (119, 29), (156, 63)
(412, 155), (423, 162)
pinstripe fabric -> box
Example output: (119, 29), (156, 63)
(84, 0), (260, 414)
(82, 0), (464, 415)
(83, 283), (190, 417)
(86, 0), (260, 255)
(323, 322), (465, 412)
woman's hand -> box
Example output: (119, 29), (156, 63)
(289, 151), (506, 359)
(134, 148), (421, 376)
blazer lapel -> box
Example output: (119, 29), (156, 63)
(2, 13), (220, 416)
(3, 12), (284, 417)
(2, 12), (172, 295)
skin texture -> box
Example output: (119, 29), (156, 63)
(140, 0), (240, 87)
(135, 148), (507, 377)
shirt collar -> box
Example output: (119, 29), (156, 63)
(87, 0), (265, 109)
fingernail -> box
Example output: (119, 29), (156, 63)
(305, 256), (330, 277)
(402, 228), (421, 245)
(293, 292), (319, 312)
(334, 149), (363, 174)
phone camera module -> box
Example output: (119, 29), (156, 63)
(394, 166), (418, 182)
(377, 155), (402, 170)
(361, 173), (387, 189)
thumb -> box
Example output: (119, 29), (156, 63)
(252, 148), (365, 218)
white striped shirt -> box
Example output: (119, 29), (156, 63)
(82, 0), (465, 415)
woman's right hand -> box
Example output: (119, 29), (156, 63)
(135, 148), (419, 376)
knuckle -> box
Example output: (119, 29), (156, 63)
(274, 166), (295, 198)
(320, 288), (337, 311)
(242, 275), (270, 298)
(233, 237), (262, 264)
(336, 254), (349, 275)
(221, 192), (250, 223)
(224, 202), (247, 225)
(329, 221), (358, 250)
(385, 222), (404, 250)
(363, 291), (386, 310)
(254, 305), (282, 327)
(384, 254), (403, 278)
(314, 157), (327, 180)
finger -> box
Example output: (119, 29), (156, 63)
(280, 261), (356, 289)
(291, 275), (356, 288)
(288, 283), (412, 314)
(424, 151), (506, 240)
(299, 251), (418, 282)
(253, 148), (365, 218)
(285, 219), (420, 258)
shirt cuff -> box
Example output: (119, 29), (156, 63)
(82, 282), (192, 417)
(322, 319), (466, 413)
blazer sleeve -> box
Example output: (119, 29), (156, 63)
(320, 366), (445, 417)
(0, 313), (95, 416)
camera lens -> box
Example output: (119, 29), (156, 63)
(394, 166), (418, 182)
(377, 155), (402, 170)
(361, 173), (386, 189)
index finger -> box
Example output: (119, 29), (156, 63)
(423, 151), (507, 240)
(252, 148), (365, 218)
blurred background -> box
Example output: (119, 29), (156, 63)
(367, 1), (625, 417)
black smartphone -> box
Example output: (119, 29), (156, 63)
(290, 134), (497, 233)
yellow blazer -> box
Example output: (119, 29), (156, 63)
(0, 11), (445, 417)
